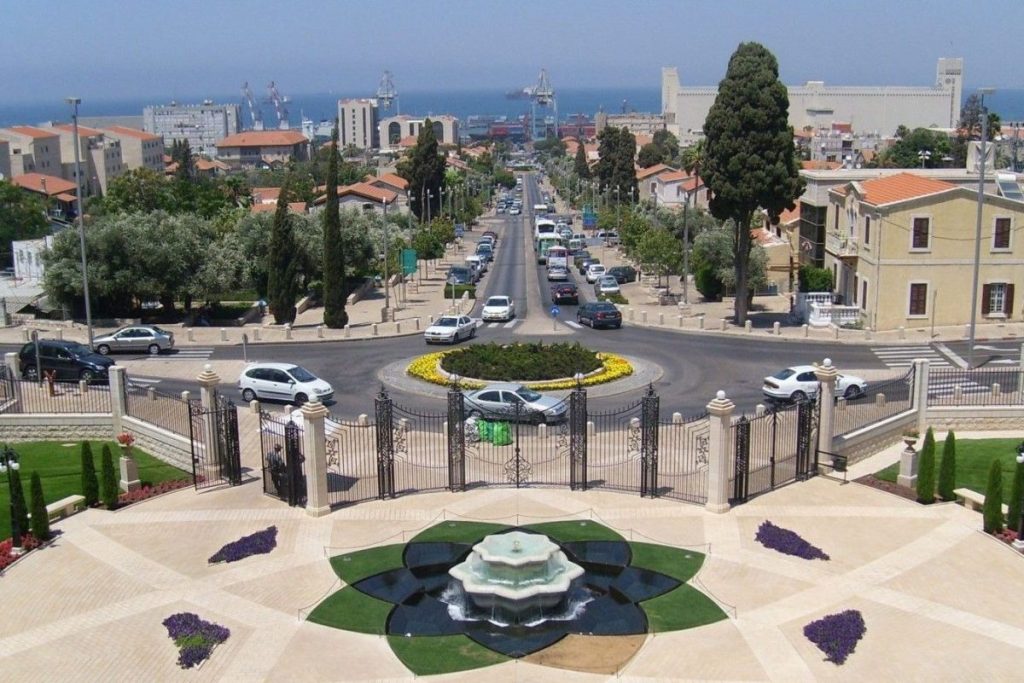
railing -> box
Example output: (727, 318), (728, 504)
(833, 367), (915, 437)
(809, 302), (862, 328)
(124, 384), (193, 437)
(926, 367), (1023, 407)
(0, 375), (113, 414)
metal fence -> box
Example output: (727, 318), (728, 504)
(834, 367), (915, 436)
(125, 384), (193, 437)
(927, 367), (1023, 407)
(259, 411), (306, 506)
(657, 412), (710, 504)
(0, 373), (113, 414)
(325, 413), (379, 507)
(730, 398), (818, 503)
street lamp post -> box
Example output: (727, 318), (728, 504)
(66, 97), (94, 350)
(918, 149), (931, 168)
(382, 198), (391, 320)
(968, 88), (996, 369)
(0, 444), (23, 553)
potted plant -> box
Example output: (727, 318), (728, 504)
(902, 428), (919, 449)
(116, 432), (141, 492)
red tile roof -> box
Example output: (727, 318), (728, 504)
(834, 172), (957, 206)
(658, 170), (690, 183)
(52, 123), (105, 137)
(801, 160), (842, 170)
(4, 126), (58, 139)
(366, 173), (409, 190)
(251, 201), (307, 214)
(313, 182), (399, 206)
(195, 158), (229, 171)
(252, 187), (282, 203)
(636, 164), (675, 180)
(104, 125), (161, 141)
(777, 205), (800, 225)
(216, 131), (308, 148)
(12, 173), (77, 196)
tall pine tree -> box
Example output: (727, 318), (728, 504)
(81, 441), (99, 506)
(397, 119), (445, 222)
(916, 427), (936, 504)
(30, 471), (50, 541)
(266, 177), (299, 325)
(9, 468), (28, 543)
(574, 141), (591, 179)
(323, 121), (348, 328)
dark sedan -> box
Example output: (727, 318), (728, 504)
(606, 266), (638, 284)
(576, 302), (622, 329)
(551, 283), (579, 305)
(577, 257), (600, 276)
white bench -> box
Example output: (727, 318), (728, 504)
(953, 487), (1008, 515)
(45, 494), (86, 521)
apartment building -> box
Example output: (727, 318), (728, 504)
(339, 99), (379, 150)
(101, 126), (165, 173)
(215, 130), (309, 168)
(0, 126), (61, 176)
(143, 101), (241, 156)
(378, 115), (458, 150)
(44, 123), (126, 196)
(0, 140), (9, 179)
(825, 172), (1024, 331)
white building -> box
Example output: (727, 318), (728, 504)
(42, 123), (126, 196)
(662, 57), (963, 143)
(379, 115), (459, 150)
(12, 235), (53, 282)
(338, 99), (380, 150)
(143, 101), (241, 156)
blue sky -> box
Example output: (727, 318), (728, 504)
(2, 0), (1019, 103)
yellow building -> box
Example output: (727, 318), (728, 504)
(826, 172), (1024, 331)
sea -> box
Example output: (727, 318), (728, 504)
(2, 86), (1023, 130)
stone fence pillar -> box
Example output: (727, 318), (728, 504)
(814, 359), (838, 464)
(301, 399), (331, 517)
(912, 357), (930, 436)
(705, 390), (735, 514)
(4, 352), (19, 379)
(197, 364), (221, 477)
(109, 366), (128, 436)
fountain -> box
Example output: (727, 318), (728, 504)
(447, 531), (585, 625)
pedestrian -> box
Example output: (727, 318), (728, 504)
(267, 444), (286, 498)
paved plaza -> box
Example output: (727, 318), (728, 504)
(1, 434), (1023, 681)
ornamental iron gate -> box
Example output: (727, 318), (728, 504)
(657, 410), (710, 503)
(731, 396), (819, 504)
(188, 393), (242, 490)
(258, 411), (306, 506)
(325, 412), (379, 507)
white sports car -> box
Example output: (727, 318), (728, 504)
(481, 296), (515, 322)
(762, 365), (867, 402)
(424, 315), (477, 344)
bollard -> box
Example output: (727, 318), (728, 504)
(672, 412), (683, 424)
(253, 328), (261, 341)
(344, 324), (351, 338)
(188, 328), (195, 342)
(398, 417), (410, 432)
(372, 323), (379, 336)
(56, 329), (63, 340)
(963, 323), (970, 338)
(802, 324), (809, 338)
(220, 328), (228, 342)
(875, 392), (887, 407)
(147, 386), (156, 401)
(250, 399), (260, 414)
(954, 385), (963, 402)
(395, 322), (402, 334)
(630, 417), (640, 431)
(898, 326), (906, 341)
(415, 318), (421, 331)
(283, 403), (294, 415)
(628, 309), (635, 321)
(285, 324), (293, 340)
(698, 314), (705, 330)
(720, 318), (728, 332)
(677, 315), (684, 328)
(755, 403), (766, 416)
(538, 423), (548, 439)
(864, 327), (872, 341)
(658, 312), (664, 326)
(587, 420), (595, 437)
(317, 325), (324, 339)
(79, 379), (88, 394)
(833, 325), (840, 340)
(744, 320), (752, 334)
(357, 414), (368, 426)
(181, 390), (190, 403)
(773, 321), (781, 336)
(992, 382), (1001, 396)
(641, 311), (648, 324)
(429, 315), (434, 324)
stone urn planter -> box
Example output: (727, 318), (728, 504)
(117, 432), (141, 492)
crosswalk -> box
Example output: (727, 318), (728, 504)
(871, 345), (951, 369)
(147, 347), (214, 362)
(564, 320), (584, 329)
(928, 373), (989, 399)
(480, 319), (522, 330)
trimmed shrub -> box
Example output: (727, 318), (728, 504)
(209, 526), (278, 564)
(442, 284), (476, 299)
(29, 471), (50, 541)
(162, 612), (231, 669)
(754, 521), (830, 560)
(798, 265), (834, 293)
(915, 428), (936, 504)
(803, 609), (866, 665)
(983, 459), (1004, 534)
(597, 292), (629, 305)
(1009, 458), (1024, 534)
(440, 342), (602, 382)
(81, 442), (99, 506)
(937, 431), (957, 501)
(9, 468), (29, 543)
(100, 445), (118, 510)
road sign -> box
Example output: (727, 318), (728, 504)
(550, 305), (560, 317)
(401, 248), (418, 275)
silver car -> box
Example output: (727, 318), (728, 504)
(93, 325), (174, 355)
(464, 383), (569, 424)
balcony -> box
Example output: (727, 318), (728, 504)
(825, 232), (858, 260)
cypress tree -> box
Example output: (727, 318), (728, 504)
(982, 459), (1004, 534)
(1008, 454), (1024, 534)
(266, 177), (299, 325)
(937, 431), (957, 501)
(81, 442), (99, 506)
(574, 141), (590, 179)
(29, 471), (50, 541)
(100, 445), (118, 509)
(323, 120), (348, 328)
(915, 427), (936, 504)
(397, 119), (445, 222)
(9, 468), (29, 543)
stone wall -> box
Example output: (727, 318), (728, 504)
(122, 416), (192, 472)
(0, 414), (112, 442)
(924, 406), (1024, 432)
(831, 409), (916, 465)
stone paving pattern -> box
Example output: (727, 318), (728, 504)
(2, 433), (1024, 681)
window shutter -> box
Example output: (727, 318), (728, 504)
(981, 284), (992, 315)
(1006, 284), (1015, 316)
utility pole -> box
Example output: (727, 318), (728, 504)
(968, 88), (995, 369)
(66, 97), (94, 349)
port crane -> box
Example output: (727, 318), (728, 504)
(266, 81), (290, 129)
(529, 69), (558, 141)
(241, 81), (264, 130)
(376, 70), (399, 114)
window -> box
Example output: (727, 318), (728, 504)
(833, 205), (839, 232)
(864, 216), (871, 245)
(909, 283), (928, 316)
(982, 283), (1014, 316)
(993, 217), (1011, 250)
(861, 280), (868, 311)
(911, 217), (930, 250)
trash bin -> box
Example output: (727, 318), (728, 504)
(492, 422), (512, 446)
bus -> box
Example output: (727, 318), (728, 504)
(546, 245), (569, 270)
(534, 217), (556, 240)
(535, 233), (563, 264)
(533, 203), (549, 215)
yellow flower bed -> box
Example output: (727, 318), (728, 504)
(406, 351), (633, 391)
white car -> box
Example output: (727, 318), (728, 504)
(594, 275), (620, 295)
(482, 296), (515, 322)
(465, 383), (569, 424)
(762, 365), (868, 402)
(547, 266), (569, 281)
(465, 254), (487, 275)
(238, 362), (334, 404)
(424, 315), (477, 344)
(585, 263), (607, 283)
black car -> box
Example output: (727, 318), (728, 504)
(447, 266), (475, 285)
(551, 283), (579, 305)
(607, 266), (638, 284)
(572, 250), (592, 269)
(577, 257), (600, 276)
(18, 339), (115, 382)
(577, 302), (622, 329)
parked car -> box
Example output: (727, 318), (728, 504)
(597, 230), (620, 245)
(464, 383), (568, 424)
(551, 283), (579, 305)
(478, 235), (496, 249)
(762, 365), (868, 402)
(576, 302), (622, 329)
(482, 230), (498, 243)
(424, 315), (477, 344)
(585, 263), (607, 283)
(573, 251), (593, 269)
(18, 339), (115, 382)
(465, 254), (487, 276)
(476, 243), (494, 262)
(482, 296), (515, 322)
(447, 266), (475, 285)
(547, 265), (570, 281)
(238, 362), (334, 404)
(606, 266), (638, 284)
(92, 325), (175, 356)
(594, 275), (621, 295)
(577, 256), (599, 275)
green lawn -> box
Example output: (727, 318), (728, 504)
(875, 437), (1022, 499)
(523, 520), (624, 542)
(409, 521), (508, 544)
(642, 584), (728, 632)
(388, 634), (508, 675)
(306, 587), (392, 634)
(328, 544), (405, 584)
(629, 542), (705, 583)
(0, 440), (189, 539)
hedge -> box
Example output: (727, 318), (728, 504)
(443, 284), (476, 299)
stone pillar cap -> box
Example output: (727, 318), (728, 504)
(814, 358), (839, 382)
(301, 397), (329, 419)
(706, 390), (735, 415)
(197, 363), (221, 386)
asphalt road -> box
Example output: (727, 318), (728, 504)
(4, 172), (888, 418)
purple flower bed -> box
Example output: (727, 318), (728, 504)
(754, 521), (830, 560)
(208, 526), (278, 564)
(803, 609), (866, 665)
(162, 612), (231, 669)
